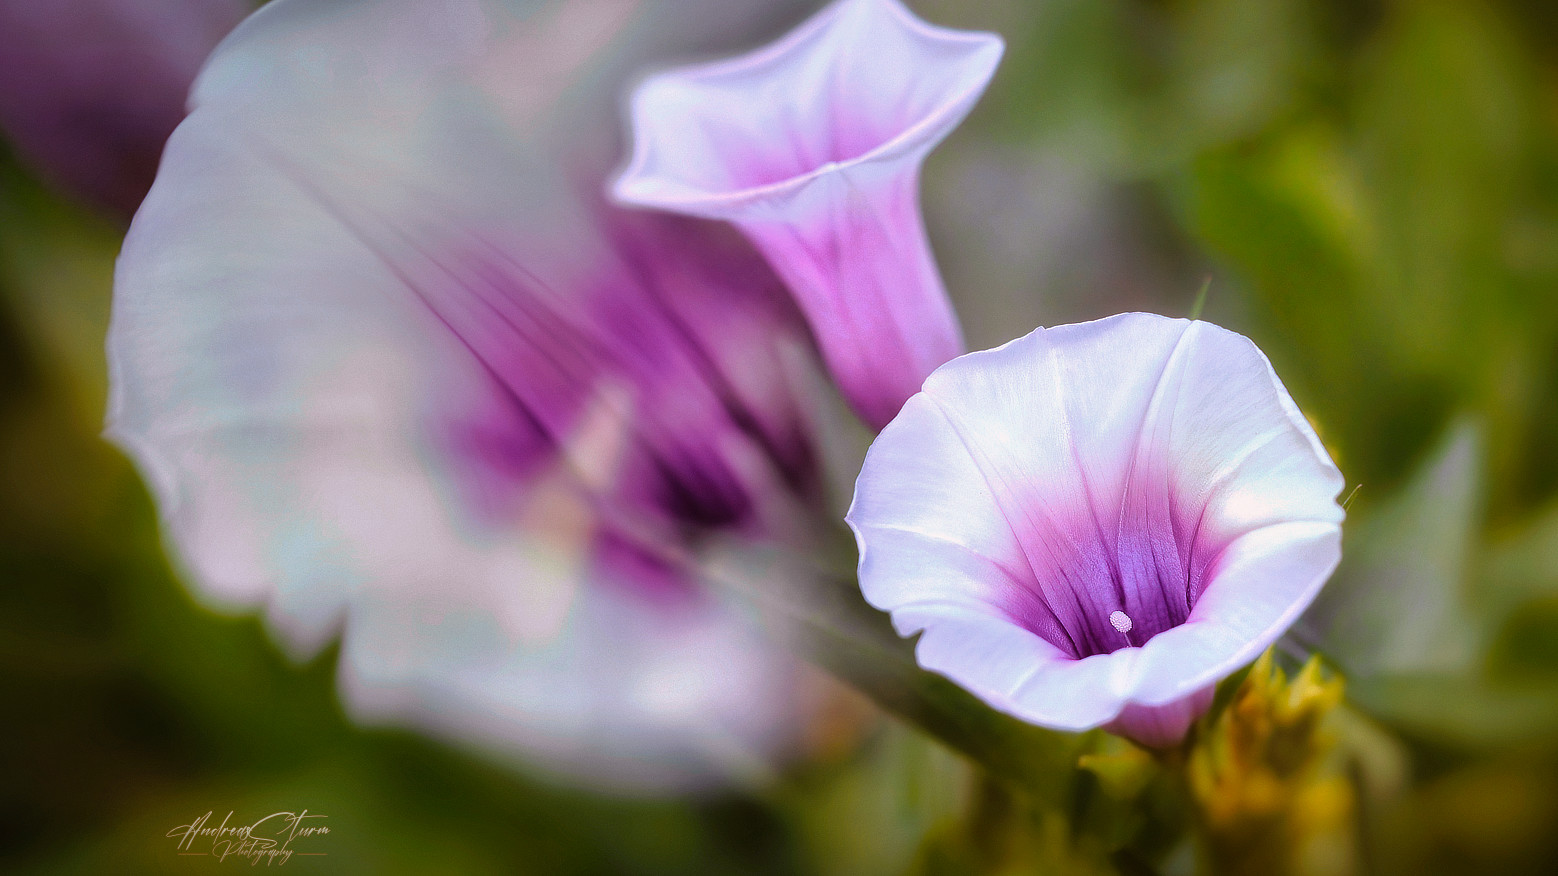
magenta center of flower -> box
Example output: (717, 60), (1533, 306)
(999, 481), (1216, 660)
(423, 213), (820, 602)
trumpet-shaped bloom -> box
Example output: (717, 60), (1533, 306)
(109, 0), (838, 791)
(847, 314), (1345, 747)
(612, 0), (1003, 429)
(0, 0), (247, 218)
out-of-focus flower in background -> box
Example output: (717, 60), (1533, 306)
(612, 0), (1002, 430)
(107, 0), (875, 791)
(0, 0), (248, 220)
(848, 313), (1345, 747)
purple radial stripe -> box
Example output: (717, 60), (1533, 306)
(358, 198), (821, 585)
(591, 526), (704, 605)
(271, 160), (814, 590)
(592, 210), (822, 500)
(998, 468), (1206, 660)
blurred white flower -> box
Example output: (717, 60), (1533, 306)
(108, 0), (862, 791)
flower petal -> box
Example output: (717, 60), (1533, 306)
(612, 0), (1004, 428)
(110, 0), (828, 790)
(340, 552), (805, 791)
(848, 313), (1343, 742)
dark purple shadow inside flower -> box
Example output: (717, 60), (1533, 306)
(422, 205), (824, 602)
(1000, 477), (1221, 660)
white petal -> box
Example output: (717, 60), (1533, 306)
(849, 390), (1030, 613)
(900, 605), (1131, 732)
(340, 569), (802, 792)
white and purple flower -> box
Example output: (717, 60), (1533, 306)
(847, 313), (1346, 747)
(612, 0), (1003, 430)
(107, 0), (868, 792)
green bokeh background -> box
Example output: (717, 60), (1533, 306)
(5, 0), (1558, 872)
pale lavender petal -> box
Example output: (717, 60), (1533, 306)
(110, 0), (829, 790)
(0, 0), (246, 218)
(612, 0), (1003, 428)
(1127, 520), (1343, 705)
(848, 313), (1344, 746)
(898, 605), (1131, 732)
(340, 552), (806, 791)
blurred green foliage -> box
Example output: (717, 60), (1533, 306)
(7, 0), (1558, 872)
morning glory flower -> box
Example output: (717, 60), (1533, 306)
(108, 0), (840, 791)
(612, 0), (1004, 429)
(847, 313), (1345, 747)
(0, 0), (247, 218)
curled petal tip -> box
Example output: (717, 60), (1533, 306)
(612, 0), (1003, 429)
(611, 0), (1003, 211)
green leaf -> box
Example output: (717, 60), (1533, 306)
(1294, 418), (1483, 678)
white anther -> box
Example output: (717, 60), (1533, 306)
(1109, 610), (1133, 634)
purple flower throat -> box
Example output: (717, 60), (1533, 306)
(1001, 472), (1214, 659)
